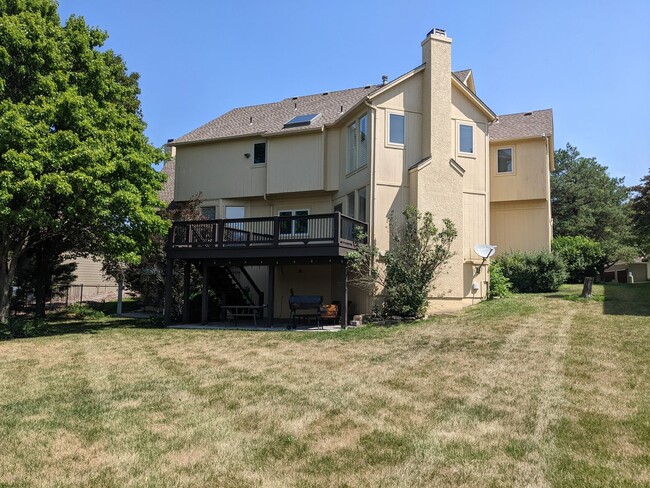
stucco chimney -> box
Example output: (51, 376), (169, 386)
(421, 28), (452, 160)
(416, 29), (464, 299)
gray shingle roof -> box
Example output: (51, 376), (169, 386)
(158, 158), (175, 204)
(489, 109), (553, 141)
(174, 85), (380, 144)
(452, 69), (471, 84)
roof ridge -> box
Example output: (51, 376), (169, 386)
(494, 108), (553, 118)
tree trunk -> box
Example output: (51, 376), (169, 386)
(34, 244), (50, 319)
(580, 276), (594, 298)
(0, 250), (20, 324)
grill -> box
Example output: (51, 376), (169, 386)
(288, 290), (323, 329)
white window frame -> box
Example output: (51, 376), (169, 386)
(457, 122), (475, 157)
(346, 112), (369, 175)
(495, 146), (515, 175)
(252, 140), (267, 166)
(278, 209), (309, 237)
(386, 111), (405, 148)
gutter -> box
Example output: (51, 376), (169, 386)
(364, 99), (378, 245)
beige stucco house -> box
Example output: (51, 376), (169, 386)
(165, 29), (553, 324)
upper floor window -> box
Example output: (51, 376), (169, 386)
(388, 113), (405, 146)
(497, 147), (514, 174)
(458, 124), (474, 155)
(253, 142), (266, 164)
(346, 113), (368, 174)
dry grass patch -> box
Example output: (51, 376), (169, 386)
(0, 283), (648, 486)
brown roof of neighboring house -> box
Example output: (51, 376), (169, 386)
(173, 85), (381, 144)
(489, 109), (553, 141)
(158, 158), (175, 204)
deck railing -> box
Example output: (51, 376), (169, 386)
(169, 212), (367, 250)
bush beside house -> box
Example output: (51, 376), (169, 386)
(496, 251), (567, 293)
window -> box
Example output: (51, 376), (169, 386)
(279, 210), (309, 236)
(346, 113), (368, 174)
(334, 203), (343, 214)
(347, 193), (355, 218)
(225, 206), (245, 220)
(253, 142), (266, 164)
(200, 206), (216, 220)
(225, 206), (245, 240)
(357, 187), (367, 223)
(346, 187), (367, 221)
(388, 113), (405, 145)
(458, 124), (474, 154)
(497, 147), (513, 174)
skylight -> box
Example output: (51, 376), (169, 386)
(284, 113), (321, 128)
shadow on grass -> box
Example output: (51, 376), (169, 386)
(603, 282), (650, 316)
(2, 316), (160, 341)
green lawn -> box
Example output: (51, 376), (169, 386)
(0, 284), (648, 487)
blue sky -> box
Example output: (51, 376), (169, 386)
(57, 0), (649, 185)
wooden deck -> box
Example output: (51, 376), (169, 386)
(167, 212), (367, 262)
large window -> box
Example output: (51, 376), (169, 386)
(346, 193), (355, 218)
(497, 147), (514, 174)
(346, 187), (367, 222)
(388, 113), (405, 145)
(253, 142), (266, 164)
(458, 124), (474, 154)
(279, 210), (309, 236)
(346, 113), (368, 174)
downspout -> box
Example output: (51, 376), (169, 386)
(364, 99), (377, 244)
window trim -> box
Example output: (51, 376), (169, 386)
(386, 111), (405, 148)
(457, 122), (476, 157)
(346, 112), (369, 175)
(252, 140), (267, 166)
(495, 146), (515, 175)
(278, 209), (310, 237)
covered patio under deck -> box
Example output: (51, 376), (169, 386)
(164, 212), (367, 327)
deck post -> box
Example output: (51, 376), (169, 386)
(268, 264), (275, 326)
(342, 262), (349, 328)
(164, 258), (173, 325)
(201, 263), (209, 325)
(182, 260), (191, 323)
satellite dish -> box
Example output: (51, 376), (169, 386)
(474, 244), (496, 259)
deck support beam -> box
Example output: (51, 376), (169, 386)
(201, 263), (209, 325)
(268, 264), (275, 326)
(342, 262), (348, 328)
(164, 258), (173, 325)
(182, 260), (191, 323)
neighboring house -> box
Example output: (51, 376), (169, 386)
(165, 28), (553, 324)
(603, 259), (650, 283)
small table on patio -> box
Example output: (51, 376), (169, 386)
(223, 305), (267, 327)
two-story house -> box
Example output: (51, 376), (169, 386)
(164, 28), (553, 325)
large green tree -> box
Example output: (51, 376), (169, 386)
(551, 143), (635, 265)
(0, 0), (166, 322)
(630, 170), (650, 258)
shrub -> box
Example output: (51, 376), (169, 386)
(0, 318), (49, 340)
(552, 236), (608, 283)
(497, 251), (567, 293)
(489, 262), (512, 298)
(64, 304), (106, 320)
(347, 206), (457, 318)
